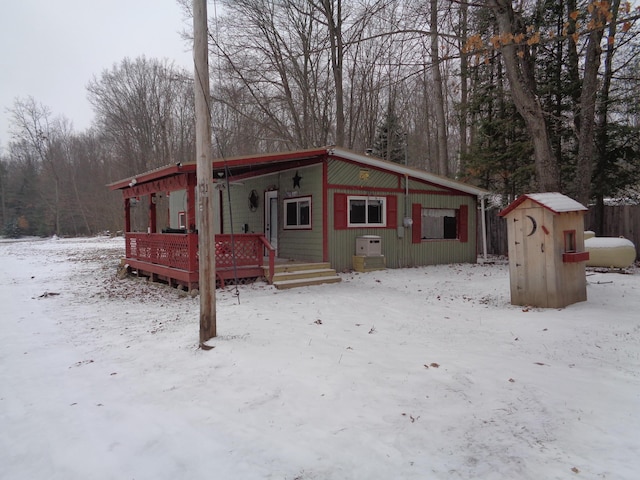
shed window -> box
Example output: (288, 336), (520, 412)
(348, 196), (386, 227)
(284, 196), (311, 229)
(421, 208), (457, 239)
(564, 230), (576, 253)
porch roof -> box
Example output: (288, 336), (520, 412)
(108, 146), (490, 198)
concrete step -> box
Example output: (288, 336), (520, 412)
(272, 275), (342, 290)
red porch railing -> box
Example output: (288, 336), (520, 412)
(124, 232), (276, 285)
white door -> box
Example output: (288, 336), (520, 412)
(264, 190), (278, 253)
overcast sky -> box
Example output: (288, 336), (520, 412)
(0, 0), (194, 148)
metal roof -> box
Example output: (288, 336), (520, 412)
(499, 192), (588, 217)
(109, 146), (490, 197)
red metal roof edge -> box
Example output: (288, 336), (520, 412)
(107, 147), (328, 190)
(498, 193), (584, 217)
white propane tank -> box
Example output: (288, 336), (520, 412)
(585, 235), (636, 268)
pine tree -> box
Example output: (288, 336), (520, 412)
(372, 109), (406, 164)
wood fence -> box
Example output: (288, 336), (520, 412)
(478, 205), (639, 260)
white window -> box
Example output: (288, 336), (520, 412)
(284, 196), (311, 229)
(348, 196), (386, 227)
(421, 208), (457, 239)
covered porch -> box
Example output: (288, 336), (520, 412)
(124, 231), (276, 290)
(110, 165), (277, 290)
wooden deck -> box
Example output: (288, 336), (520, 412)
(123, 232), (275, 290)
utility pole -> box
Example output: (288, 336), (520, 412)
(193, 0), (216, 343)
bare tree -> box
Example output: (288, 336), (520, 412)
(87, 57), (195, 175)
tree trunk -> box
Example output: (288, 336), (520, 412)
(457, 0), (469, 175)
(319, 0), (345, 147)
(593, 0), (620, 222)
(489, 0), (559, 192)
(573, 4), (608, 206)
(430, 0), (449, 176)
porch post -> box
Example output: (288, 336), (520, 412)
(187, 174), (197, 232)
(149, 193), (157, 234)
(124, 197), (131, 233)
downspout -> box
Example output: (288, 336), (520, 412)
(404, 174), (411, 267)
(480, 195), (488, 261)
(404, 174), (410, 218)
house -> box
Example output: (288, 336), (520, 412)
(499, 192), (590, 308)
(108, 147), (490, 289)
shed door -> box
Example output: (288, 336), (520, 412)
(516, 208), (547, 305)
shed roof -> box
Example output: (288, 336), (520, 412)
(499, 192), (588, 217)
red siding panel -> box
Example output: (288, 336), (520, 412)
(458, 204), (469, 243)
(412, 203), (422, 244)
(334, 193), (347, 229)
(387, 195), (397, 229)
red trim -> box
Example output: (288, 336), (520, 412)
(213, 148), (326, 169)
(148, 194), (157, 233)
(322, 161), (329, 262)
(458, 205), (469, 243)
(334, 193), (348, 229)
(327, 184), (474, 197)
(412, 204), (422, 243)
(122, 172), (193, 199)
(563, 251), (590, 263)
(387, 195), (398, 229)
(186, 176), (196, 232)
(327, 184), (402, 194)
(124, 198), (131, 232)
(109, 149), (326, 191)
(499, 194), (586, 217)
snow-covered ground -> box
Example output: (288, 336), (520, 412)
(1, 236), (639, 480)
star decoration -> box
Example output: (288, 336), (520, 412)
(293, 171), (302, 188)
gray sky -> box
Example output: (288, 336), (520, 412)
(0, 0), (194, 148)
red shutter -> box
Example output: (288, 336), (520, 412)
(386, 195), (397, 229)
(458, 204), (469, 243)
(334, 193), (347, 229)
(412, 203), (422, 244)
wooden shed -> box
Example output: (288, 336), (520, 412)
(499, 193), (590, 308)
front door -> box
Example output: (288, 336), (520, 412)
(264, 190), (278, 253)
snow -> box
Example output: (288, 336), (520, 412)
(585, 236), (635, 250)
(2, 236), (640, 479)
(526, 193), (588, 213)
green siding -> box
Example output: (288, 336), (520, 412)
(169, 190), (188, 228)
(327, 159), (399, 189)
(175, 157), (479, 271)
(328, 189), (478, 272)
(277, 165), (323, 261)
(220, 175), (274, 235)
(219, 164), (324, 262)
